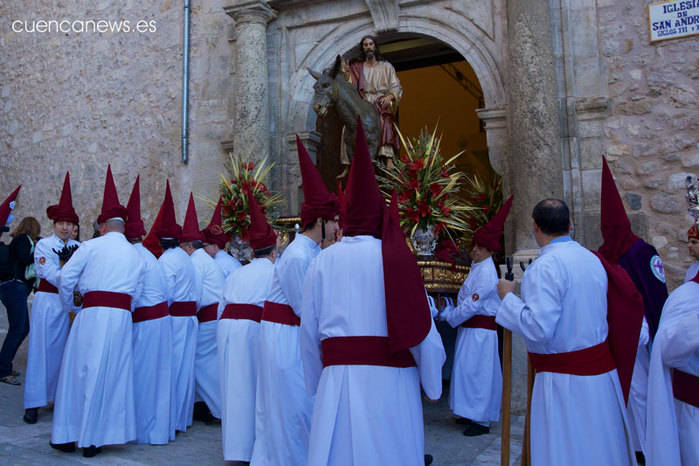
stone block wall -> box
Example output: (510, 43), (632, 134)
(597, 0), (699, 288)
(0, 0), (234, 236)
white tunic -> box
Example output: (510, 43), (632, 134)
(646, 281), (699, 466)
(24, 234), (79, 409)
(301, 235), (445, 466)
(442, 255), (502, 424)
(627, 317), (650, 454)
(218, 257), (275, 462)
(214, 249), (242, 278)
(253, 234), (319, 466)
(132, 242), (172, 445)
(51, 232), (145, 448)
(497, 238), (635, 466)
(158, 246), (198, 434)
(191, 248), (224, 419)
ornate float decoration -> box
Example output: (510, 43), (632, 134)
(377, 126), (478, 291)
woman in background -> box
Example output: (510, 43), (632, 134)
(0, 217), (40, 385)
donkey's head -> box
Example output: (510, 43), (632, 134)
(309, 55), (343, 118)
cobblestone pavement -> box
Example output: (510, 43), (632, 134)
(0, 307), (523, 465)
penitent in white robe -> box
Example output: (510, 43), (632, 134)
(646, 281), (699, 466)
(214, 249), (242, 278)
(497, 238), (635, 466)
(131, 242), (172, 445)
(442, 255), (502, 425)
(24, 234), (79, 409)
(301, 235), (446, 466)
(158, 246), (198, 435)
(253, 234), (319, 466)
(51, 232), (145, 448)
(218, 257), (275, 462)
(191, 248), (224, 419)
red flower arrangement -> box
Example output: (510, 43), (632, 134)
(377, 126), (477, 240)
(218, 155), (282, 241)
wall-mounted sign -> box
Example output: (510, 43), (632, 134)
(649, 0), (699, 42)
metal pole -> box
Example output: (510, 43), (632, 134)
(181, 0), (191, 164)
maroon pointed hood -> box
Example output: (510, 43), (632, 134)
(202, 197), (230, 249)
(125, 176), (146, 239)
(599, 157), (639, 263)
(247, 192), (277, 250)
(343, 118), (384, 237)
(180, 193), (204, 243)
(382, 191), (432, 353)
(688, 224), (699, 241)
(155, 180), (182, 239)
(297, 135), (340, 229)
(473, 196), (513, 252)
(97, 165), (128, 224)
(47, 172), (79, 224)
(0, 185), (21, 228)
(142, 202), (165, 258)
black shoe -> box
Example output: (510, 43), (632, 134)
(635, 451), (646, 464)
(23, 408), (38, 424)
(424, 454), (434, 465)
(82, 446), (102, 458)
(50, 442), (76, 453)
(463, 423), (490, 436)
(193, 401), (215, 423)
(455, 417), (473, 425)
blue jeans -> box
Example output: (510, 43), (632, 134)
(0, 280), (30, 378)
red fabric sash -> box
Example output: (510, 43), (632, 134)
(262, 301), (300, 326)
(220, 303), (262, 322)
(169, 301), (197, 317)
(528, 341), (616, 376)
(461, 315), (497, 330)
(132, 301), (169, 323)
(197, 303), (218, 323)
(82, 291), (132, 311)
(321, 336), (416, 368)
(37, 279), (58, 294)
(672, 369), (699, 408)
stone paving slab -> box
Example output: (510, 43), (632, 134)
(1, 306), (523, 465)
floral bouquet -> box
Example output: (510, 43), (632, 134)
(377, 126), (476, 242)
(460, 173), (503, 246)
(218, 154), (283, 241)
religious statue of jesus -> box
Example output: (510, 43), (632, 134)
(339, 35), (403, 176)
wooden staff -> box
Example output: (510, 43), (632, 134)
(500, 257), (515, 466)
(521, 359), (534, 466)
(500, 328), (512, 466)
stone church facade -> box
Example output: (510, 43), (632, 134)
(2, 0), (697, 283)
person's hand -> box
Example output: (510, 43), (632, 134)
(497, 279), (515, 300)
(379, 94), (393, 110)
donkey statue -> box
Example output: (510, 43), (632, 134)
(308, 55), (381, 162)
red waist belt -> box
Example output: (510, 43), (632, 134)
(82, 291), (132, 311)
(197, 303), (219, 323)
(672, 370), (699, 408)
(37, 279), (58, 294)
(169, 301), (197, 317)
(133, 301), (169, 323)
(322, 336), (416, 368)
(528, 341), (615, 376)
(262, 301), (300, 326)
(461, 315), (497, 330)
(220, 303), (262, 322)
